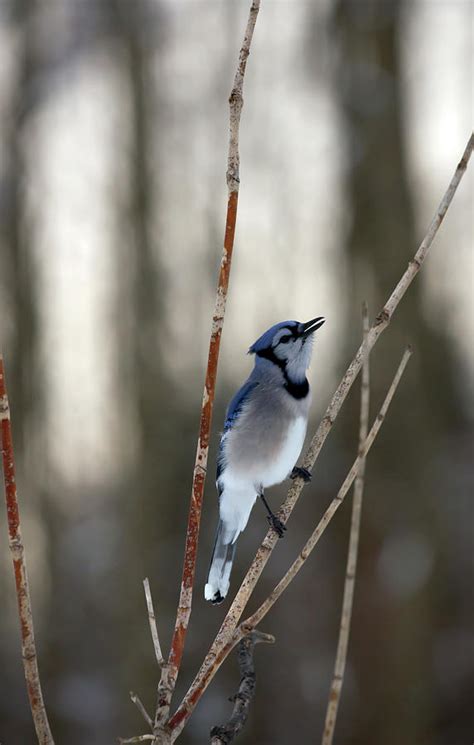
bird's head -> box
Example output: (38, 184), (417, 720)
(249, 317), (325, 382)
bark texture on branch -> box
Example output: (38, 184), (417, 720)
(0, 356), (54, 745)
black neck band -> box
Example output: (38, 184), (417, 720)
(256, 349), (309, 400)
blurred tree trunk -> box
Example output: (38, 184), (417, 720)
(321, 2), (464, 744)
(0, 1), (45, 741)
(0, 0), (41, 460)
(110, 0), (193, 717)
(332, 0), (460, 415)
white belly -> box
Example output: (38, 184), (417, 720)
(260, 416), (307, 488)
(218, 416), (307, 540)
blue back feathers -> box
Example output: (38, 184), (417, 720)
(248, 320), (298, 354)
(217, 380), (259, 483)
(223, 380), (259, 432)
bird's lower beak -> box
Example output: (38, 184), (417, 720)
(300, 317), (326, 338)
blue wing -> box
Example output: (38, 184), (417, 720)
(223, 379), (259, 433)
(216, 380), (259, 482)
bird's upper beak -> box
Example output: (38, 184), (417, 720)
(299, 317), (326, 338)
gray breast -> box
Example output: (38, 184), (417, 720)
(224, 382), (311, 475)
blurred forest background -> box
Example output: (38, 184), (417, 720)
(0, 1), (472, 744)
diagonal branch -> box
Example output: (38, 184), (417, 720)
(0, 355), (55, 745)
(130, 691), (153, 729)
(143, 578), (165, 668)
(153, 0), (262, 729)
(167, 132), (473, 737)
(321, 303), (371, 745)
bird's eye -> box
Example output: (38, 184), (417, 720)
(279, 335), (291, 344)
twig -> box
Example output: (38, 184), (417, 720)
(130, 691), (153, 729)
(118, 737), (157, 744)
(167, 133), (473, 737)
(322, 303), (370, 745)
(210, 630), (275, 745)
(143, 578), (165, 668)
(153, 0), (262, 729)
(0, 356), (55, 745)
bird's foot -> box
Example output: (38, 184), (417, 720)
(267, 513), (287, 538)
(290, 466), (312, 483)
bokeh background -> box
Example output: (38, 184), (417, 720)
(0, 1), (473, 744)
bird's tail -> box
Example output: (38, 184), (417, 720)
(204, 519), (238, 604)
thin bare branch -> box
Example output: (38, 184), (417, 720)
(154, 0), (262, 728)
(143, 578), (165, 668)
(168, 133), (472, 737)
(227, 0), (261, 191)
(0, 356), (55, 745)
(130, 691), (153, 729)
(210, 631), (274, 745)
(118, 737), (157, 744)
(322, 303), (370, 745)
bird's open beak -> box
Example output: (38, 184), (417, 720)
(300, 317), (326, 338)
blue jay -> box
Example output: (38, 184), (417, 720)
(204, 317), (325, 604)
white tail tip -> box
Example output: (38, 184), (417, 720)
(204, 582), (226, 604)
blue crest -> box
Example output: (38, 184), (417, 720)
(248, 321), (298, 354)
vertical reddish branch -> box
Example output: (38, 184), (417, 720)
(0, 356), (54, 745)
(156, 0), (261, 727)
(168, 189), (238, 675)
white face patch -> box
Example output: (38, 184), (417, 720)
(284, 335), (314, 382)
(272, 327), (298, 359)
